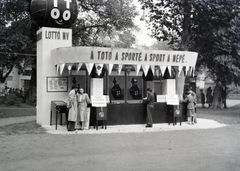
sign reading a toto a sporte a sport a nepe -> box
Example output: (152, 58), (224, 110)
(52, 46), (198, 67)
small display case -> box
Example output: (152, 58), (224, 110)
(50, 101), (68, 130)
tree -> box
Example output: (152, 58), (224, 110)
(150, 40), (172, 50)
(139, 0), (240, 103)
(1, 0), (139, 103)
(0, 0), (36, 84)
(73, 0), (138, 46)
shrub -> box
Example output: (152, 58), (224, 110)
(4, 94), (23, 106)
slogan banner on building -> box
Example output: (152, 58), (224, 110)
(52, 47), (198, 67)
(52, 47), (198, 76)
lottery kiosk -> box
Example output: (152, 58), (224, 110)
(51, 47), (198, 126)
(31, 0), (198, 126)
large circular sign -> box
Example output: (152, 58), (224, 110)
(30, 0), (78, 28)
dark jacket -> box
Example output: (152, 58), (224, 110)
(144, 92), (154, 106)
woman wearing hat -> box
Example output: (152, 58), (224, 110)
(181, 89), (195, 125)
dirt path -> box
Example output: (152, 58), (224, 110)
(0, 116), (36, 127)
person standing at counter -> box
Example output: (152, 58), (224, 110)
(181, 89), (195, 125)
(143, 88), (154, 128)
(67, 84), (79, 131)
(77, 88), (91, 130)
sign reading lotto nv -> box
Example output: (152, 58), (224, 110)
(37, 28), (71, 42)
(51, 46), (198, 67)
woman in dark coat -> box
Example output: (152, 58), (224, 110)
(200, 89), (206, 108)
(206, 87), (213, 108)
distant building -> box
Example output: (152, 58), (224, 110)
(5, 67), (31, 91)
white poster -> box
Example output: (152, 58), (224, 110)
(157, 95), (166, 103)
(91, 96), (107, 107)
(166, 94), (179, 105)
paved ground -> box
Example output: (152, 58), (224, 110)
(0, 99), (240, 171)
(1, 122), (240, 171)
(45, 118), (227, 134)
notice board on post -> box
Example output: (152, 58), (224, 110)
(165, 94), (179, 105)
(91, 96), (107, 107)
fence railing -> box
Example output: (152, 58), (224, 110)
(228, 94), (240, 99)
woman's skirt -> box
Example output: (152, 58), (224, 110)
(187, 109), (195, 117)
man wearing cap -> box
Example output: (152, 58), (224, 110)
(67, 84), (79, 131)
(143, 88), (154, 128)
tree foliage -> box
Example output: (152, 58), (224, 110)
(139, 0), (240, 86)
(73, 0), (138, 46)
(0, 0), (37, 83)
(0, 0), (138, 85)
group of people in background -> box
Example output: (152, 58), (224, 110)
(67, 85), (91, 132)
(200, 87), (213, 108)
(200, 85), (227, 108)
(4, 87), (24, 97)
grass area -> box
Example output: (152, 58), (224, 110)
(0, 103), (44, 135)
(197, 103), (240, 124)
(0, 121), (46, 135)
(0, 103), (35, 108)
(0, 104), (36, 118)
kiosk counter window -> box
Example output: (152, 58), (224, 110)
(126, 74), (143, 102)
(108, 71), (144, 104)
(109, 71), (125, 103)
(69, 70), (87, 91)
(61, 65), (188, 125)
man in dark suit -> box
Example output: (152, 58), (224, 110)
(143, 88), (154, 128)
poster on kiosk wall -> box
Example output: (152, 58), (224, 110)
(91, 96), (107, 107)
(165, 94), (179, 105)
(157, 95), (166, 103)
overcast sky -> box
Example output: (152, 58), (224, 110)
(133, 0), (155, 46)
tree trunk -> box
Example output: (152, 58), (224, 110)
(211, 84), (222, 109)
(25, 57), (37, 106)
(176, 0), (190, 98)
(180, 0), (190, 51)
(0, 66), (13, 83)
(176, 69), (186, 99)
